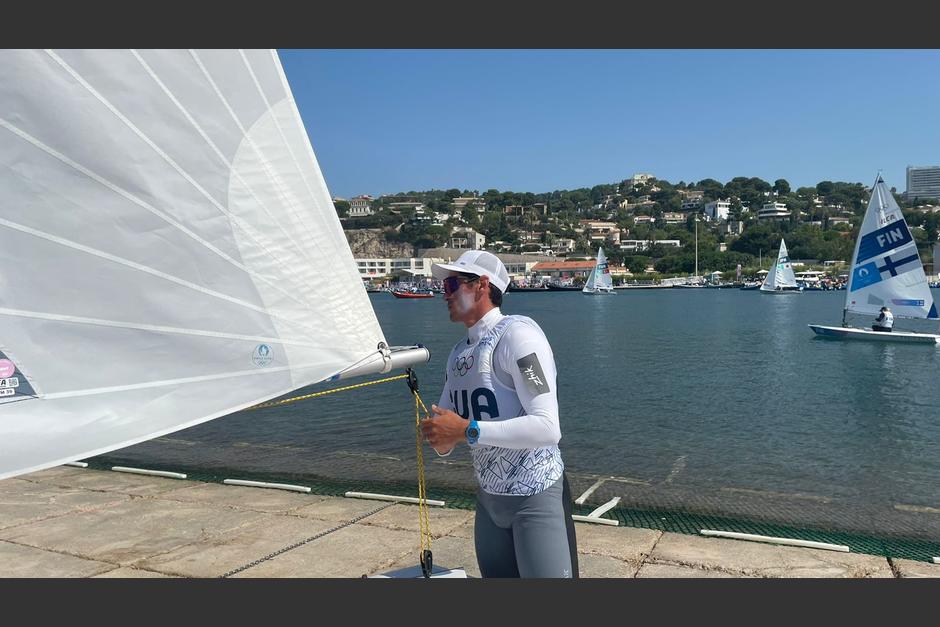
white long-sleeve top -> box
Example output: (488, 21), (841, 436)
(438, 307), (564, 495)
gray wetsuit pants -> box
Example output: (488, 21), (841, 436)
(474, 473), (579, 578)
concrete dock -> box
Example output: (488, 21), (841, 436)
(1, 466), (938, 578)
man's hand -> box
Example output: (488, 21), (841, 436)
(421, 405), (470, 453)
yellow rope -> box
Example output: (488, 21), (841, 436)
(245, 373), (408, 410)
(414, 391), (432, 561)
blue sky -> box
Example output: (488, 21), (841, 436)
(279, 50), (940, 199)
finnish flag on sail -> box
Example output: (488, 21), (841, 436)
(851, 245), (922, 291)
(855, 221), (913, 264)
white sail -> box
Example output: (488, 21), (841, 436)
(583, 267), (596, 289)
(761, 238), (798, 291)
(583, 247), (613, 293)
(844, 176), (937, 319)
(0, 50), (427, 480)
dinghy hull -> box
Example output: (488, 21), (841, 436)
(808, 324), (940, 344)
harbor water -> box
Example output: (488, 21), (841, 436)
(103, 289), (940, 542)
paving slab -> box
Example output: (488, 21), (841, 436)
(637, 562), (750, 578)
(578, 552), (640, 578)
(92, 567), (177, 578)
(292, 495), (399, 523)
(158, 482), (328, 514)
(574, 522), (662, 565)
(0, 540), (113, 577)
(892, 558), (940, 578)
(136, 515), (337, 577)
(650, 533), (894, 578)
(446, 518), (475, 540)
(23, 469), (190, 497)
(360, 503), (475, 537)
(14, 467), (91, 481)
(0, 498), (265, 565)
(0, 480), (129, 530)
(233, 524), (418, 577)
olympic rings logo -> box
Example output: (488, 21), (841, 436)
(453, 355), (474, 376)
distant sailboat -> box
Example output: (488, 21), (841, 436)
(760, 239), (803, 293)
(582, 247), (614, 294)
(809, 175), (940, 343)
(0, 50), (430, 480)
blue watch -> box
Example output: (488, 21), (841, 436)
(465, 419), (480, 445)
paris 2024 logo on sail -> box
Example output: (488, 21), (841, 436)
(251, 344), (274, 368)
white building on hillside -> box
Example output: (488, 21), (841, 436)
(450, 227), (485, 250)
(349, 195), (374, 217)
(452, 196), (487, 215)
(703, 199), (731, 221)
(619, 239), (681, 252)
(355, 257), (434, 279)
(626, 173), (655, 189)
(757, 202), (791, 220)
(907, 165), (940, 199)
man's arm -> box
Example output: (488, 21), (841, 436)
(475, 323), (561, 450)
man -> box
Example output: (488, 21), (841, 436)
(420, 250), (578, 578)
(872, 306), (893, 332)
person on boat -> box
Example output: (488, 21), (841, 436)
(872, 306), (894, 332)
(421, 249), (578, 578)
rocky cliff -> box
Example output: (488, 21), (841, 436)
(343, 229), (414, 258)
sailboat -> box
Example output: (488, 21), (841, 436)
(0, 50), (431, 481)
(582, 246), (614, 294)
(759, 238), (803, 293)
(809, 175), (940, 343)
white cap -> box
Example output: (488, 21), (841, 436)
(431, 250), (510, 293)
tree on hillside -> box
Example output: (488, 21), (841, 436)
(623, 255), (652, 273)
(697, 178), (724, 200)
(728, 223), (776, 257)
(462, 207), (481, 228)
(773, 179), (791, 195)
(333, 199), (350, 217)
(924, 212), (940, 243)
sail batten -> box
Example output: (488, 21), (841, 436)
(0, 49), (420, 481)
(0, 307), (328, 348)
(130, 49), (323, 292)
(0, 115), (318, 313)
(49, 50), (327, 312)
(0, 216), (327, 337)
(189, 49), (328, 274)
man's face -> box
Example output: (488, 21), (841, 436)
(443, 273), (480, 323)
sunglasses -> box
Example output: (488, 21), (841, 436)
(442, 275), (480, 295)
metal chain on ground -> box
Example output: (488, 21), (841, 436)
(220, 502), (395, 578)
(245, 373), (408, 410)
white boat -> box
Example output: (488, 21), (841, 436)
(809, 175), (940, 344)
(0, 50), (431, 480)
(760, 239), (803, 293)
(582, 246), (614, 294)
